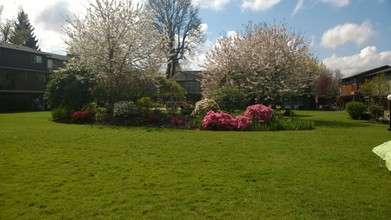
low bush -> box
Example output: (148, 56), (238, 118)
(212, 87), (247, 113)
(368, 103), (384, 119)
(51, 106), (72, 120)
(346, 101), (367, 120)
(243, 104), (273, 123)
(71, 111), (96, 124)
(191, 98), (219, 117)
(137, 97), (155, 116)
(95, 107), (110, 123)
(165, 103), (178, 114)
(252, 115), (315, 131)
(113, 101), (139, 117)
(202, 110), (251, 131)
(180, 102), (194, 115)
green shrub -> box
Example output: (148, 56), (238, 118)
(44, 61), (96, 111)
(180, 102), (194, 115)
(51, 106), (72, 120)
(136, 97), (155, 116)
(113, 101), (139, 117)
(165, 103), (178, 114)
(212, 87), (247, 113)
(346, 101), (367, 120)
(252, 115), (315, 131)
(95, 107), (110, 123)
(368, 103), (384, 119)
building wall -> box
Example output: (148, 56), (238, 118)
(0, 44), (68, 111)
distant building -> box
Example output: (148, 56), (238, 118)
(0, 43), (69, 111)
(170, 71), (202, 103)
(338, 65), (391, 108)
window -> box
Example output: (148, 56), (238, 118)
(185, 82), (200, 93)
(47, 59), (53, 70)
(32, 55), (42, 63)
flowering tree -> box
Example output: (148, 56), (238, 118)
(201, 21), (316, 101)
(65, 0), (163, 103)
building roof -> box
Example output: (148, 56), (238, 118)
(342, 65), (391, 81)
(170, 71), (202, 81)
(0, 42), (69, 61)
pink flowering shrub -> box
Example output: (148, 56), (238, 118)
(202, 110), (251, 131)
(243, 104), (273, 123)
(71, 111), (96, 124)
(171, 116), (183, 126)
(235, 115), (251, 131)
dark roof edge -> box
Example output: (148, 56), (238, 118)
(0, 42), (69, 61)
(342, 65), (391, 80)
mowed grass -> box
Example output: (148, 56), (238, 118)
(1, 111), (391, 219)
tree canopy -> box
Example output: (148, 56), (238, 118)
(65, 0), (163, 103)
(9, 8), (39, 49)
(201, 21), (316, 101)
(147, 0), (204, 78)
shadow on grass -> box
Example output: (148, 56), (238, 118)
(313, 119), (370, 128)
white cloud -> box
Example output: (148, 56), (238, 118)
(35, 1), (72, 33)
(292, 0), (304, 15)
(241, 0), (281, 11)
(321, 20), (376, 49)
(323, 46), (391, 77)
(193, 0), (231, 10)
(0, 0), (88, 54)
(321, 0), (349, 7)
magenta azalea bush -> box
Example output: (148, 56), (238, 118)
(202, 110), (251, 131)
(243, 104), (273, 123)
(202, 104), (273, 131)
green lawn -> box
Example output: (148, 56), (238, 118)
(1, 111), (390, 219)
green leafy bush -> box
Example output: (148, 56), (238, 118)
(113, 101), (139, 117)
(136, 97), (155, 116)
(165, 103), (178, 114)
(368, 103), (384, 119)
(51, 106), (72, 120)
(95, 107), (110, 123)
(180, 102), (194, 115)
(346, 101), (367, 120)
(252, 115), (314, 131)
(212, 87), (247, 113)
(44, 61), (96, 111)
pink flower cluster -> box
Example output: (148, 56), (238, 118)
(202, 104), (273, 131)
(243, 104), (273, 123)
(71, 111), (96, 124)
(202, 110), (251, 131)
(171, 116), (183, 126)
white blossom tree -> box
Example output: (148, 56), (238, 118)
(65, 0), (164, 103)
(201, 22), (316, 102)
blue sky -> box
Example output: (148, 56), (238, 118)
(1, 0), (391, 76)
(193, 0), (391, 76)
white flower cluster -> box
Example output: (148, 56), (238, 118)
(113, 101), (139, 118)
(191, 98), (220, 117)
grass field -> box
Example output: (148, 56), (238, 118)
(1, 111), (391, 219)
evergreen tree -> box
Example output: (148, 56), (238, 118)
(9, 8), (39, 50)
